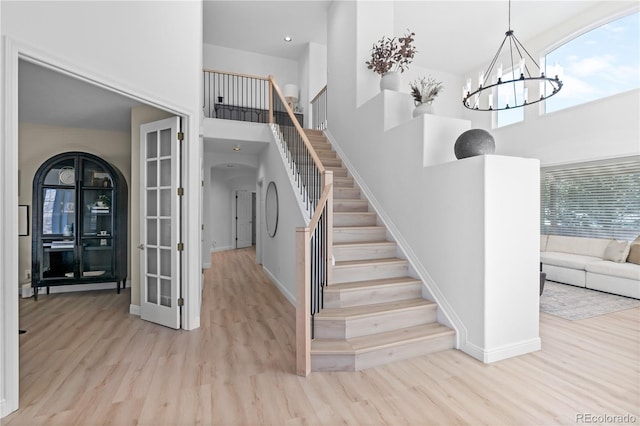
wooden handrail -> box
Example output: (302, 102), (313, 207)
(308, 182), (333, 232)
(310, 85), (327, 104)
(269, 76), (326, 174)
(202, 68), (269, 81)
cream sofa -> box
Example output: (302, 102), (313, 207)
(540, 235), (640, 299)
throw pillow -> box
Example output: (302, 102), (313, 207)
(603, 240), (630, 263)
(627, 236), (640, 265)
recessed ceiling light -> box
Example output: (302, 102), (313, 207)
(233, 145), (241, 151)
(284, 36), (292, 42)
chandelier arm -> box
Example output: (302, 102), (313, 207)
(481, 35), (509, 87)
(508, 36), (518, 106)
(511, 33), (542, 72)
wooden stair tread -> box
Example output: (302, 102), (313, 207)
(334, 225), (384, 231)
(315, 298), (432, 319)
(334, 257), (407, 267)
(325, 277), (422, 291)
(333, 240), (394, 248)
(311, 323), (454, 354)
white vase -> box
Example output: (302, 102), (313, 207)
(413, 101), (434, 117)
(380, 72), (401, 92)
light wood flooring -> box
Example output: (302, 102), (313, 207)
(5, 247), (639, 425)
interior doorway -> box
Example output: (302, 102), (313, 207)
(2, 44), (198, 416)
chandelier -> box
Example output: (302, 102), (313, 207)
(462, 0), (563, 111)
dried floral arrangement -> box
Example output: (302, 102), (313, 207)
(366, 30), (417, 75)
(409, 77), (444, 105)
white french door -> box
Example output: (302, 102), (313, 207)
(236, 190), (252, 249)
(140, 117), (182, 329)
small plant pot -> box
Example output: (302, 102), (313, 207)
(413, 102), (434, 117)
(380, 72), (401, 92)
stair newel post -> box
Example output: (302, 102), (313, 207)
(296, 226), (312, 376)
(268, 75), (275, 124)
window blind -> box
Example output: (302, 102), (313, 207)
(541, 159), (640, 241)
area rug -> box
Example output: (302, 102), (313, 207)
(540, 281), (640, 320)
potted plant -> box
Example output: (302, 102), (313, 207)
(409, 77), (444, 116)
(366, 30), (417, 91)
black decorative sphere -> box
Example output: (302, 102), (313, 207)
(454, 129), (495, 159)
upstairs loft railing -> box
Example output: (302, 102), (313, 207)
(203, 69), (304, 126)
(310, 85), (327, 131)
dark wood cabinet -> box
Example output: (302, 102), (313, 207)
(31, 152), (128, 300)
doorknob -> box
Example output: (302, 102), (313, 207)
(138, 244), (145, 250)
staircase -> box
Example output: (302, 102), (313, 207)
(304, 129), (455, 372)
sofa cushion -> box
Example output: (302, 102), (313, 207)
(603, 240), (631, 263)
(545, 235), (613, 258)
(627, 236), (640, 265)
(586, 260), (640, 281)
(540, 235), (548, 252)
(540, 251), (601, 270)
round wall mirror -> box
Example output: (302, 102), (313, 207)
(265, 181), (279, 238)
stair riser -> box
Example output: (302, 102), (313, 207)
(333, 244), (397, 262)
(333, 228), (386, 244)
(333, 262), (408, 284)
(326, 167), (348, 177)
(355, 333), (455, 371)
(314, 305), (437, 339)
(333, 200), (368, 212)
(333, 213), (376, 227)
(321, 158), (342, 168)
(333, 188), (361, 200)
(311, 354), (355, 372)
(324, 283), (423, 308)
(333, 178), (355, 188)
(311, 333), (455, 372)
(317, 151), (337, 159)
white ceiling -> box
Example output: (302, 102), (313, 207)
(19, 0), (609, 134)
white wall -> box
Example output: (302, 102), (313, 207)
(1, 0), (202, 417)
(462, 2), (640, 166)
(257, 134), (308, 304)
(204, 43), (298, 90)
(422, 156), (541, 361)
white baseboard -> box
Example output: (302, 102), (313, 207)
(461, 338), (542, 363)
(129, 304), (141, 316)
(211, 246), (232, 253)
(21, 280), (130, 298)
(262, 266), (296, 306)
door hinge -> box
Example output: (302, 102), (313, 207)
(177, 242), (184, 251)
(201, 224), (204, 230)
(178, 297), (184, 306)
(177, 132), (185, 141)
(177, 187), (184, 196)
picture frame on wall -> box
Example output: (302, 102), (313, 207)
(19, 205), (29, 236)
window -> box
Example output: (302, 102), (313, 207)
(544, 11), (640, 113)
(496, 68), (524, 127)
(541, 159), (640, 240)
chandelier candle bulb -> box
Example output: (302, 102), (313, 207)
(497, 64), (503, 81)
(488, 91), (494, 109)
(478, 71), (484, 87)
(524, 87), (529, 103)
(519, 58), (525, 75)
